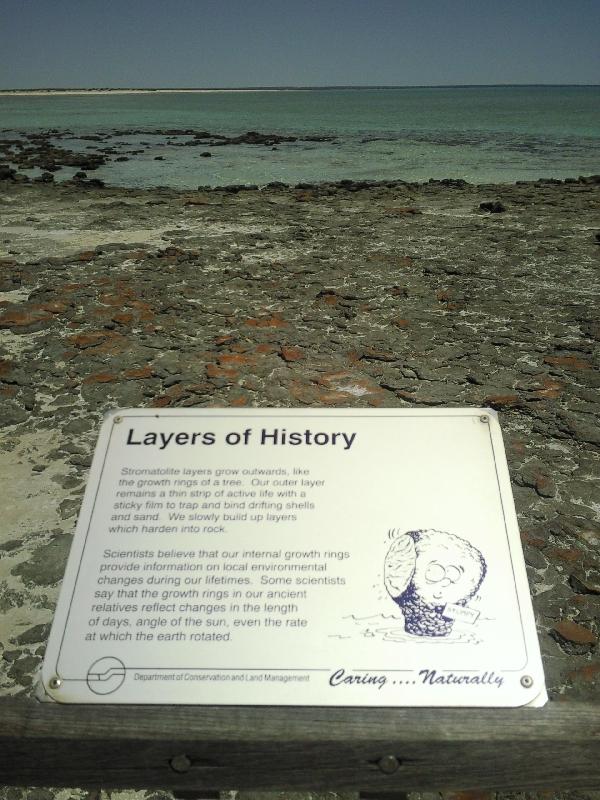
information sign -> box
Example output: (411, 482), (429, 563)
(40, 408), (547, 706)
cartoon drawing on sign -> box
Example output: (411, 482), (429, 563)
(384, 529), (487, 637)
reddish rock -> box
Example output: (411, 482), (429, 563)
(544, 355), (591, 370)
(566, 663), (600, 684)
(534, 473), (556, 497)
(214, 334), (236, 346)
(151, 395), (172, 408)
(151, 383), (186, 408)
(68, 330), (128, 356)
(76, 250), (96, 262)
(82, 372), (118, 385)
(124, 366), (154, 380)
(484, 394), (521, 409)
(384, 206), (421, 215)
(228, 394), (249, 407)
(319, 390), (357, 405)
(445, 792), (494, 800)
(183, 195), (210, 206)
(287, 381), (320, 405)
(206, 363), (238, 380)
(0, 307), (53, 329)
(99, 292), (133, 307)
(316, 370), (387, 403)
(294, 190), (316, 202)
(218, 353), (256, 367)
(229, 342), (250, 354)
(532, 376), (564, 399)
(112, 312), (134, 326)
(68, 331), (109, 349)
(280, 346), (305, 362)
(546, 547), (583, 564)
(128, 249), (149, 261)
(316, 290), (339, 306)
(130, 300), (156, 321)
(553, 620), (597, 646)
(255, 343), (277, 354)
(392, 318), (410, 328)
(245, 314), (287, 328)
(520, 530), (547, 549)
(39, 301), (69, 314)
(0, 359), (13, 377)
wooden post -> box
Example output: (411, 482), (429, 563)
(1, 698), (599, 792)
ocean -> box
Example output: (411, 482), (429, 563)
(1, 86), (599, 188)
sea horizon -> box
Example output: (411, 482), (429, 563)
(2, 82), (600, 94)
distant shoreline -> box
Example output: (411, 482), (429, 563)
(1, 84), (599, 97)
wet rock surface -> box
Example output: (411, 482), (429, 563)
(0, 177), (599, 798)
(0, 128), (338, 181)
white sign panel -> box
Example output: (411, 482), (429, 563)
(40, 408), (547, 707)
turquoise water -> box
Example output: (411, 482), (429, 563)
(1, 86), (599, 187)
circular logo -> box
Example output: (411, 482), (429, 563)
(87, 656), (126, 695)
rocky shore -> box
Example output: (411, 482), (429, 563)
(0, 174), (599, 797)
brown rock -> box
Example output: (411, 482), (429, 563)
(544, 355), (591, 370)
(206, 363), (238, 380)
(151, 395), (172, 408)
(124, 366), (154, 380)
(245, 314), (287, 328)
(546, 547), (583, 564)
(39, 301), (69, 314)
(484, 394), (521, 409)
(228, 394), (249, 407)
(534, 473), (556, 497)
(294, 191), (316, 202)
(280, 346), (305, 362)
(214, 334), (236, 346)
(112, 312), (134, 326)
(384, 206), (421, 215)
(531, 376), (564, 399)
(566, 663), (600, 683)
(183, 195), (210, 206)
(255, 343), (277, 354)
(0, 308), (53, 330)
(82, 372), (119, 384)
(218, 353), (256, 367)
(69, 331), (109, 349)
(553, 620), (597, 646)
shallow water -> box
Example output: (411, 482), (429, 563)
(1, 86), (599, 186)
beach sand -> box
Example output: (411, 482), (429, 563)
(0, 175), (599, 796)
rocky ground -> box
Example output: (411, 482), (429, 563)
(0, 174), (599, 799)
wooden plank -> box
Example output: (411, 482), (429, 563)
(1, 698), (599, 792)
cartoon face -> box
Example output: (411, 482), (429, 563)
(412, 542), (479, 606)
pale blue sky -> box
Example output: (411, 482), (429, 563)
(1, 0), (599, 88)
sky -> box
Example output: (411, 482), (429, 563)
(0, 0), (599, 89)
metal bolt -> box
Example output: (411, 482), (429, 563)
(521, 675), (534, 689)
(170, 754), (192, 774)
(480, 414), (489, 423)
(114, 416), (122, 424)
(378, 755), (401, 774)
(49, 677), (62, 690)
